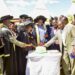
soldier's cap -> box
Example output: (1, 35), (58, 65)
(18, 21), (34, 27)
(34, 15), (47, 23)
(19, 14), (29, 19)
(24, 21), (34, 27)
(0, 15), (13, 23)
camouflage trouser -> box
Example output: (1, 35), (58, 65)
(0, 57), (3, 75)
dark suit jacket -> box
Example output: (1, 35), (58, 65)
(46, 25), (60, 50)
(16, 30), (36, 75)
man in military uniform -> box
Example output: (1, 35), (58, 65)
(0, 15), (33, 75)
(16, 20), (36, 75)
(0, 35), (4, 75)
(0, 56), (3, 75)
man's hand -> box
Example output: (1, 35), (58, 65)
(44, 34), (48, 38)
(55, 40), (59, 44)
(71, 46), (75, 55)
(25, 43), (36, 48)
(25, 43), (33, 47)
(38, 42), (44, 46)
(42, 43), (47, 47)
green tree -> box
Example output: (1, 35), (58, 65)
(72, 0), (75, 3)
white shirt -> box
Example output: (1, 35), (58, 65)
(38, 27), (46, 43)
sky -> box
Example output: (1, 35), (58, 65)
(47, 0), (71, 16)
(0, 0), (73, 18)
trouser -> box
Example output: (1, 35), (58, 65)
(70, 56), (75, 75)
(0, 58), (3, 75)
(3, 55), (18, 75)
(62, 50), (75, 75)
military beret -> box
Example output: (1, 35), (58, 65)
(19, 14), (29, 19)
(0, 15), (13, 23)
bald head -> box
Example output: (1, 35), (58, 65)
(58, 16), (68, 29)
(60, 16), (68, 25)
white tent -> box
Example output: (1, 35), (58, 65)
(0, 0), (12, 17)
(30, 0), (50, 18)
(67, 0), (75, 15)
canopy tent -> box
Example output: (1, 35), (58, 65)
(0, 0), (73, 18)
(0, 0), (12, 17)
(67, 0), (75, 15)
(30, 0), (50, 18)
(0, 0), (60, 18)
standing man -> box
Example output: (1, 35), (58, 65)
(16, 21), (36, 75)
(15, 15), (33, 75)
(61, 15), (75, 75)
(0, 15), (33, 75)
(45, 17), (60, 50)
(34, 15), (47, 45)
(0, 35), (4, 75)
(44, 16), (75, 75)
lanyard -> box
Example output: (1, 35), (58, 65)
(35, 25), (40, 45)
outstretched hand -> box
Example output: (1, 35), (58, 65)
(25, 43), (36, 48)
(71, 46), (75, 56)
(38, 42), (44, 46)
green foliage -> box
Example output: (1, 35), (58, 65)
(72, 0), (75, 3)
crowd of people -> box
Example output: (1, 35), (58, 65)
(0, 14), (75, 75)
